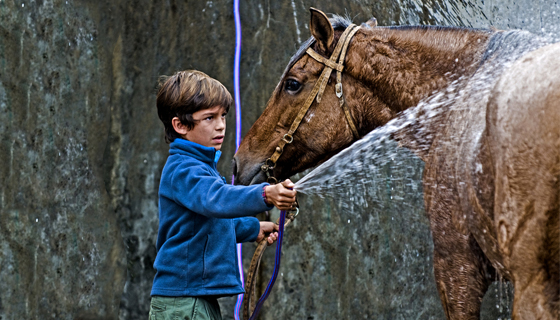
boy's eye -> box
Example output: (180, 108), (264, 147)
(205, 116), (213, 121)
(222, 113), (227, 118)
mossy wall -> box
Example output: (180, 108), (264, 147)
(0, 1), (557, 319)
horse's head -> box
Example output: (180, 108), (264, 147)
(234, 8), (393, 185)
(233, 7), (493, 185)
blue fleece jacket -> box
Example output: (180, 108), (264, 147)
(151, 138), (273, 297)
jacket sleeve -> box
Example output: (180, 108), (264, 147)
(171, 162), (274, 218)
(233, 217), (261, 243)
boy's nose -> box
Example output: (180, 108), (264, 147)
(216, 117), (226, 130)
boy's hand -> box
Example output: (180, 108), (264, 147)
(264, 179), (297, 211)
(257, 221), (279, 245)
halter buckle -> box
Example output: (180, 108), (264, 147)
(282, 134), (293, 144)
(335, 83), (343, 98)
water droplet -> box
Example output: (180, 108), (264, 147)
(35, 218), (38, 222)
(22, 3), (24, 7)
(144, 159), (148, 164)
(347, 219), (350, 223)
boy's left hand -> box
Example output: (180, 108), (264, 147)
(257, 221), (279, 245)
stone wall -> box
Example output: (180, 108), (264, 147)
(0, 0), (557, 319)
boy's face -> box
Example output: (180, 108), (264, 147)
(185, 105), (227, 150)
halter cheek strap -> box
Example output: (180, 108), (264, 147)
(261, 24), (361, 184)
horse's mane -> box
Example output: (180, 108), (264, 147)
(279, 16), (483, 82)
(380, 25), (477, 32)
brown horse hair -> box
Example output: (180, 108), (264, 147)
(539, 169), (560, 313)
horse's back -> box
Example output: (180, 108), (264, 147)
(487, 41), (560, 318)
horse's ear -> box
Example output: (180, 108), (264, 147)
(309, 7), (334, 54)
(365, 17), (377, 28)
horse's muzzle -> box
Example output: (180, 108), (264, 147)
(232, 155), (267, 186)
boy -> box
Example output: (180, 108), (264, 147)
(150, 70), (297, 320)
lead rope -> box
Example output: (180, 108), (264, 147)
(243, 208), (298, 320)
(247, 210), (287, 320)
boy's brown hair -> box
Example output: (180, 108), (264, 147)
(157, 70), (233, 143)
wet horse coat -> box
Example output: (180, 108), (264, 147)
(234, 9), (559, 319)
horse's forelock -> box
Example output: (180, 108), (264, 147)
(330, 14), (352, 30)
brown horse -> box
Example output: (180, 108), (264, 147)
(234, 8), (560, 320)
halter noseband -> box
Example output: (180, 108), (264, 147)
(261, 24), (361, 184)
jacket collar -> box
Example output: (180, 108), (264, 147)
(169, 138), (221, 166)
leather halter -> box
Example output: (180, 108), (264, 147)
(261, 24), (361, 184)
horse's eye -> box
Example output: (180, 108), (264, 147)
(284, 79), (302, 93)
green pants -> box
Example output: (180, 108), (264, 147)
(149, 296), (222, 320)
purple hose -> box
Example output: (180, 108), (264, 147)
(233, 0), (244, 319)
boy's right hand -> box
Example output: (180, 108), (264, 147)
(264, 179), (297, 211)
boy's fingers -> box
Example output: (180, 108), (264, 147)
(281, 191), (297, 198)
(281, 179), (295, 188)
(266, 232), (278, 245)
(279, 193), (296, 202)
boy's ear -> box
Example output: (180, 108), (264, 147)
(172, 117), (189, 135)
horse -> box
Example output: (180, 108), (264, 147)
(233, 8), (560, 320)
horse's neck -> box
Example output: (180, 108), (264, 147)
(349, 27), (492, 111)
(346, 26), (493, 158)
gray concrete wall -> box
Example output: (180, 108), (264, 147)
(0, 0), (557, 319)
